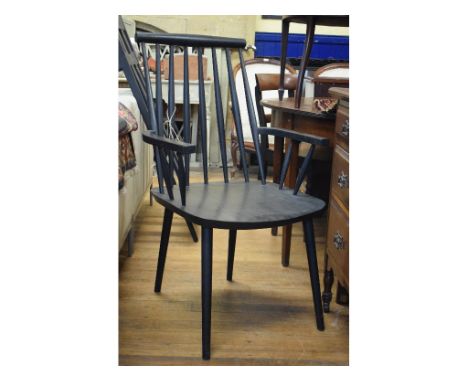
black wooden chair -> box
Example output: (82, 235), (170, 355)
(135, 31), (329, 360)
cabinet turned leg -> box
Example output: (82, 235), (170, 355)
(322, 268), (334, 313)
(336, 282), (349, 306)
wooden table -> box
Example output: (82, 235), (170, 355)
(261, 97), (336, 266)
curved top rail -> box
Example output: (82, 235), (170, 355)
(135, 32), (246, 48)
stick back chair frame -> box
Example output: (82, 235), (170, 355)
(135, 30), (329, 360)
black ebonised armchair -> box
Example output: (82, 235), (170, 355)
(124, 26), (329, 360)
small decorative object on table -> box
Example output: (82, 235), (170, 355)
(313, 97), (338, 114)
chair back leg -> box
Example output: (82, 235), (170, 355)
(154, 208), (173, 293)
(303, 218), (325, 331)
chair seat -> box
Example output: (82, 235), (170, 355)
(153, 181), (326, 229)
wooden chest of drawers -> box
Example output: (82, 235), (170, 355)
(323, 87), (349, 312)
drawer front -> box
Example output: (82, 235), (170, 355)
(326, 199), (349, 285)
(335, 103), (349, 151)
(330, 145), (349, 208)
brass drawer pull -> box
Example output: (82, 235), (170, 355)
(333, 232), (345, 250)
(337, 171), (348, 189)
(341, 119), (349, 136)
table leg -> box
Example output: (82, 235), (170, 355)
(279, 18), (290, 101)
(295, 17), (316, 108)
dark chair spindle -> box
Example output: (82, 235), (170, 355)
(175, 152), (187, 205)
(168, 45), (176, 133)
(211, 47), (229, 183)
(155, 44), (164, 134)
(238, 49), (266, 185)
(183, 49), (191, 186)
(293, 144), (316, 195)
(198, 48), (209, 184)
(278, 142), (293, 190)
(158, 148), (174, 200)
(225, 48), (249, 182)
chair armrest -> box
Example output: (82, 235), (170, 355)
(257, 127), (329, 146)
(142, 131), (197, 154)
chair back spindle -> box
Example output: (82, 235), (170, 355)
(168, 46), (176, 133)
(237, 49), (266, 185)
(197, 48), (209, 184)
(155, 44), (164, 135)
(293, 144), (316, 195)
(183, 49), (191, 185)
(278, 143), (293, 190)
(211, 48), (229, 183)
(225, 49), (249, 182)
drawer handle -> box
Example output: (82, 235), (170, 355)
(333, 232), (345, 250)
(337, 171), (348, 189)
(341, 119), (349, 136)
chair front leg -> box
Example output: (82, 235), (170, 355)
(201, 226), (213, 360)
(154, 208), (173, 293)
(303, 218), (325, 331)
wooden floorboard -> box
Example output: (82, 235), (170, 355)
(119, 169), (348, 366)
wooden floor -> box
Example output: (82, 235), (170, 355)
(119, 169), (348, 365)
